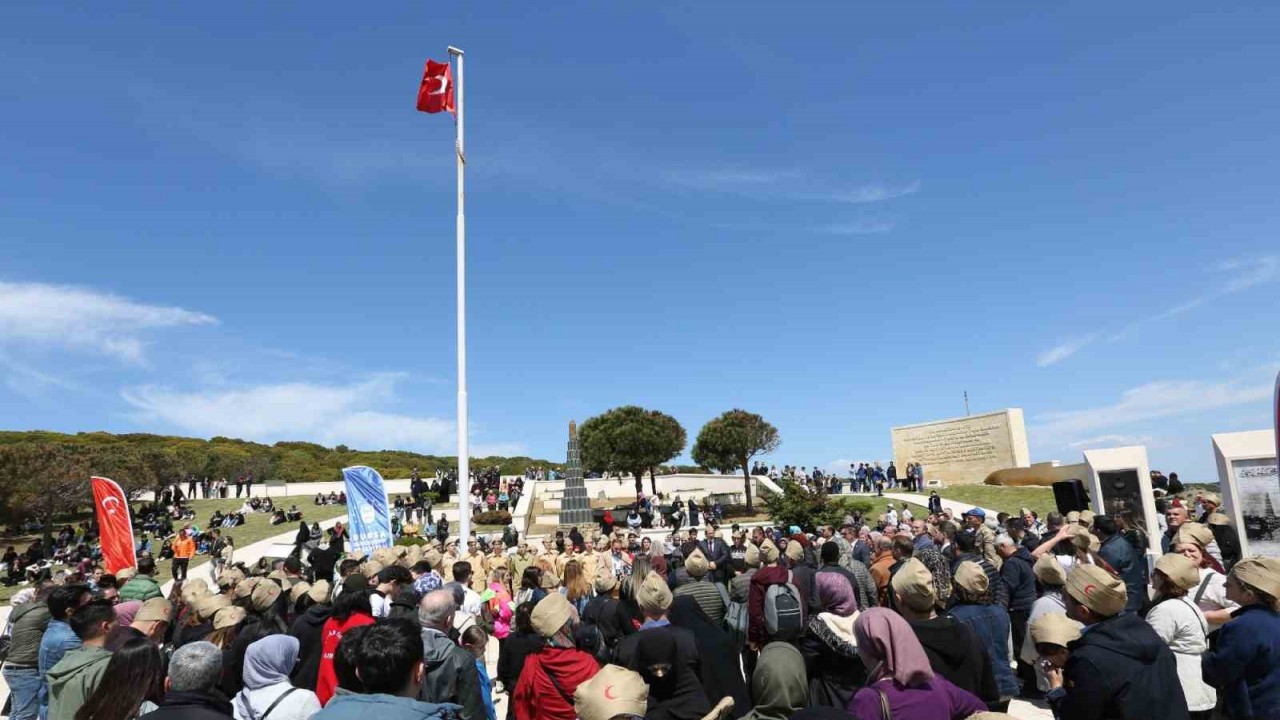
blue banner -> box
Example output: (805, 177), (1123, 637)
(341, 465), (393, 556)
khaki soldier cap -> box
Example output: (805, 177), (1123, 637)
(890, 558), (936, 612)
(574, 664), (648, 720)
(953, 561), (989, 595)
(213, 605), (246, 630)
(1065, 564), (1126, 617)
(1030, 612), (1081, 648)
(636, 572), (673, 614)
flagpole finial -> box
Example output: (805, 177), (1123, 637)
(448, 46), (464, 56)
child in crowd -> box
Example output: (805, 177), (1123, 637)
(462, 625), (497, 720)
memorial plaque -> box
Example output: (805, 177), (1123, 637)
(1212, 430), (1278, 558)
(1098, 470), (1148, 535)
(891, 409), (1030, 486)
(1234, 458), (1280, 558)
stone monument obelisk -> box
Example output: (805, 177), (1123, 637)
(558, 421), (592, 528)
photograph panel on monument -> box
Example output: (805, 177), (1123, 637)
(1233, 457), (1280, 558)
(1097, 470), (1148, 535)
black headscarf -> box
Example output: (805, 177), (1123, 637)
(668, 595), (749, 717)
(635, 628), (711, 720)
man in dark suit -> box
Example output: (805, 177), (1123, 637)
(700, 522), (732, 585)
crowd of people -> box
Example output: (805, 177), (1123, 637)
(3, 479), (1279, 720)
(746, 462), (926, 494)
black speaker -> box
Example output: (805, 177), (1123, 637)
(1052, 479), (1089, 514)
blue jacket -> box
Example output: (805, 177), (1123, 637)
(315, 693), (460, 720)
(1203, 604), (1280, 720)
(1098, 534), (1144, 613)
(37, 620), (81, 716)
(949, 603), (1020, 699)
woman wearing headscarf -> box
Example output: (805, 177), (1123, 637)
(1173, 523), (1237, 628)
(797, 572), (864, 709)
(1201, 557), (1280, 720)
(847, 608), (986, 720)
(497, 603), (543, 720)
(233, 635), (322, 720)
(1145, 554), (1216, 719)
(743, 642), (806, 720)
(292, 521), (310, 560)
(668, 595), (748, 717)
(635, 628), (710, 720)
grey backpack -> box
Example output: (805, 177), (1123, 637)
(763, 570), (804, 639)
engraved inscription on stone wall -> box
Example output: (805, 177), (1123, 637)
(892, 412), (1022, 485)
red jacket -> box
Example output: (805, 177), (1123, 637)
(513, 647), (599, 720)
(315, 612), (375, 705)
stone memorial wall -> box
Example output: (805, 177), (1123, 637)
(891, 409), (1030, 486)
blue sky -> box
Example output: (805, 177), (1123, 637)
(2, 3), (1278, 482)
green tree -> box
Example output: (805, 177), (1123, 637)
(0, 442), (154, 527)
(761, 479), (845, 531)
(579, 406), (686, 496)
(690, 409), (780, 513)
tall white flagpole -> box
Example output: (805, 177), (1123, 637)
(449, 45), (470, 543)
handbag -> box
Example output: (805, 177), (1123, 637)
(875, 686), (892, 720)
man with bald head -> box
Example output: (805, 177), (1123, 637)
(417, 590), (485, 720)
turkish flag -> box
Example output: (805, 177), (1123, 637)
(416, 59), (455, 114)
(91, 476), (137, 575)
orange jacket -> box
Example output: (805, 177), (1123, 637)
(172, 535), (196, 559)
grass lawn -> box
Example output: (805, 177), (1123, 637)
(147, 498), (352, 582)
(2, 499), (362, 602)
(836, 495), (931, 524)
(889, 485), (1058, 519)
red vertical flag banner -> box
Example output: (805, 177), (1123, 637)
(91, 476), (137, 575)
(416, 59), (455, 114)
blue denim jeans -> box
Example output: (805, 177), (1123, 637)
(3, 666), (42, 720)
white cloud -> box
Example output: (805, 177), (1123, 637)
(322, 410), (455, 453)
(0, 281), (217, 363)
(1033, 375), (1274, 441)
(814, 220), (895, 236)
(668, 169), (801, 188)
(120, 375), (521, 456)
(827, 180), (921, 204)
(1036, 255), (1278, 367)
(1036, 335), (1098, 367)
(1219, 255), (1279, 293)
(667, 169), (919, 206)
(1064, 434), (1155, 450)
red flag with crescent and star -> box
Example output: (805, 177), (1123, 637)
(416, 59), (455, 114)
(91, 476), (137, 575)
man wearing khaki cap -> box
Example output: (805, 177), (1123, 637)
(892, 558), (998, 707)
(1051, 564), (1188, 720)
(1029, 612), (1081, 692)
(747, 538), (812, 647)
(672, 549), (728, 625)
(132, 597), (172, 644)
